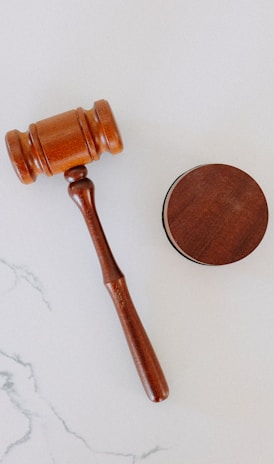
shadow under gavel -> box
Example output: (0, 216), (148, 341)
(5, 99), (169, 402)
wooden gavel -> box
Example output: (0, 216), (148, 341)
(5, 99), (169, 402)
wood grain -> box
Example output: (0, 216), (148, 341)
(5, 100), (123, 183)
(163, 164), (268, 265)
(66, 166), (169, 402)
(6, 101), (169, 401)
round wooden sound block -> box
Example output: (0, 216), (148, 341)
(163, 164), (268, 265)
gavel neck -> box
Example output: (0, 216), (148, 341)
(65, 165), (124, 284)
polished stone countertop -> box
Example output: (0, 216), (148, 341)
(0, 1), (274, 463)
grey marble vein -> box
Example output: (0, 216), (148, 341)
(0, 350), (36, 462)
(49, 404), (92, 451)
(104, 445), (168, 463)
(139, 445), (168, 461)
(0, 257), (52, 311)
(0, 349), (169, 463)
(0, 258), (170, 462)
(0, 371), (33, 463)
(0, 404), (32, 463)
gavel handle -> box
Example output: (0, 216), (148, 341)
(66, 167), (169, 402)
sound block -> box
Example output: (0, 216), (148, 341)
(162, 164), (268, 265)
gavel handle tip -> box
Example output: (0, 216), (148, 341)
(106, 277), (169, 402)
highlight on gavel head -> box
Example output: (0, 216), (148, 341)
(163, 164), (268, 265)
(5, 99), (123, 184)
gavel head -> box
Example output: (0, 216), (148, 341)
(5, 99), (123, 184)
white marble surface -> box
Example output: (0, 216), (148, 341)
(0, 1), (274, 462)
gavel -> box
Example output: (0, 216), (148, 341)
(5, 99), (169, 402)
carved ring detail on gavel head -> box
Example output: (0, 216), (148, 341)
(5, 99), (123, 183)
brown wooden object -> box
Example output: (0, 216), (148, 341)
(163, 164), (268, 265)
(65, 165), (169, 402)
(5, 100), (169, 402)
(5, 100), (123, 184)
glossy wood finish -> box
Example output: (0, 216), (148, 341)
(5, 100), (123, 183)
(65, 166), (169, 402)
(163, 164), (268, 265)
(5, 101), (169, 402)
